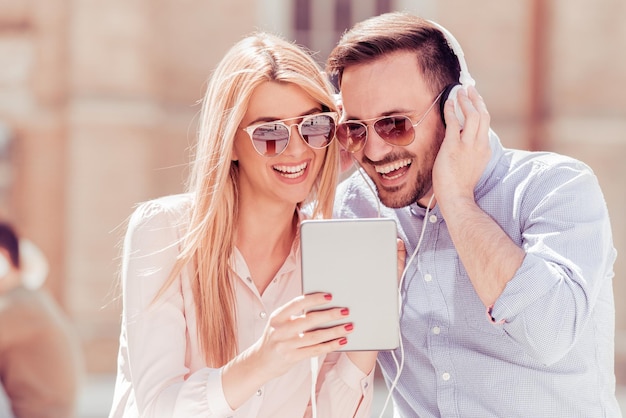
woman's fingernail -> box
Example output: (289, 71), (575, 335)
(340, 308), (349, 316)
(339, 337), (348, 345)
(344, 323), (354, 331)
(324, 293), (332, 300)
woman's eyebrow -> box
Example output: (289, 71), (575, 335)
(248, 107), (323, 125)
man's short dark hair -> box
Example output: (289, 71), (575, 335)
(326, 12), (460, 95)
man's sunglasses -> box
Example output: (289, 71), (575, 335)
(242, 112), (337, 157)
(335, 90), (444, 153)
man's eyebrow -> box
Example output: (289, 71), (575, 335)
(343, 108), (414, 121)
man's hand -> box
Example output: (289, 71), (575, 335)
(432, 86), (491, 214)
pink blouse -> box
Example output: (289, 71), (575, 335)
(109, 194), (374, 418)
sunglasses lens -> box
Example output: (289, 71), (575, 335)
(373, 116), (414, 146)
(300, 114), (336, 148)
(251, 124), (290, 156)
(336, 122), (367, 153)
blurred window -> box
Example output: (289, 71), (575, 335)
(292, 0), (392, 64)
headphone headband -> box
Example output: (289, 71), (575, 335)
(427, 20), (475, 87)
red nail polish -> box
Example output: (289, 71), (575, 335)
(340, 308), (349, 316)
(324, 293), (332, 300)
(339, 337), (348, 345)
(344, 323), (353, 331)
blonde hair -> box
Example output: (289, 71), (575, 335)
(165, 33), (339, 367)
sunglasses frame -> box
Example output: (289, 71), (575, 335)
(242, 111), (338, 157)
(336, 90), (445, 153)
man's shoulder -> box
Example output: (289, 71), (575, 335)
(493, 148), (604, 208)
(334, 170), (382, 218)
(506, 148), (591, 173)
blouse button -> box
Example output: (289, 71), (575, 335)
(424, 273), (433, 282)
(259, 311), (267, 319)
(442, 372), (451, 381)
(256, 389), (263, 396)
(432, 326), (441, 335)
(429, 214), (438, 223)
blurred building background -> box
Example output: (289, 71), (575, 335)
(0, 0), (625, 416)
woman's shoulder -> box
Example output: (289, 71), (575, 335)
(127, 193), (193, 236)
(131, 193), (192, 221)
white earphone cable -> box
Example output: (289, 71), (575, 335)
(308, 156), (434, 416)
(310, 356), (319, 417)
(349, 156), (434, 417)
(377, 193), (434, 418)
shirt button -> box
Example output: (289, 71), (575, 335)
(256, 389), (263, 396)
(363, 382), (369, 389)
(432, 326), (441, 335)
(246, 277), (252, 283)
(429, 214), (438, 223)
(259, 311), (267, 319)
(424, 273), (432, 282)
(442, 372), (451, 381)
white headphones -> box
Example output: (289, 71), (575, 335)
(428, 20), (476, 128)
(0, 240), (48, 288)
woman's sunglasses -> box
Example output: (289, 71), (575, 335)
(242, 112), (337, 157)
(335, 90), (444, 153)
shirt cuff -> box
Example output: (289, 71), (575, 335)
(205, 368), (235, 416)
(486, 305), (505, 325)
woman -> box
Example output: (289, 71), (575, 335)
(109, 33), (377, 417)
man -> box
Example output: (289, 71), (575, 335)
(327, 12), (620, 417)
(0, 222), (82, 418)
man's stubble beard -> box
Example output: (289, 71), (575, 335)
(376, 127), (444, 209)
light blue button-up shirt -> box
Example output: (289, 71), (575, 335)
(334, 131), (621, 417)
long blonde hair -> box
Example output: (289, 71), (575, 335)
(165, 33), (339, 367)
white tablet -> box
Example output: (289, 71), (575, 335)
(300, 218), (399, 351)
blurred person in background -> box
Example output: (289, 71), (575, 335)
(109, 32), (379, 418)
(327, 12), (620, 417)
(0, 222), (82, 418)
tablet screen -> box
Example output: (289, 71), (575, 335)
(300, 218), (399, 351)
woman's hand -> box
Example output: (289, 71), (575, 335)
(222, 293), (352, 409)
(253, 293), (353, 376)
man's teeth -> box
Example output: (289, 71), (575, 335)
(375, 159), (412, 175)
(273, 162), (307, 178)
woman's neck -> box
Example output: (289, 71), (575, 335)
(235, 201), (299, 294)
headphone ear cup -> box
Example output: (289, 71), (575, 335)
(439, 83), (466, 129)
(439, 83), (458, 125)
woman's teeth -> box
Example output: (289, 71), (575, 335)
(273, 162), (308, 178)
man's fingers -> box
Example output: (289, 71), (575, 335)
(443, 97), (461, 135)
